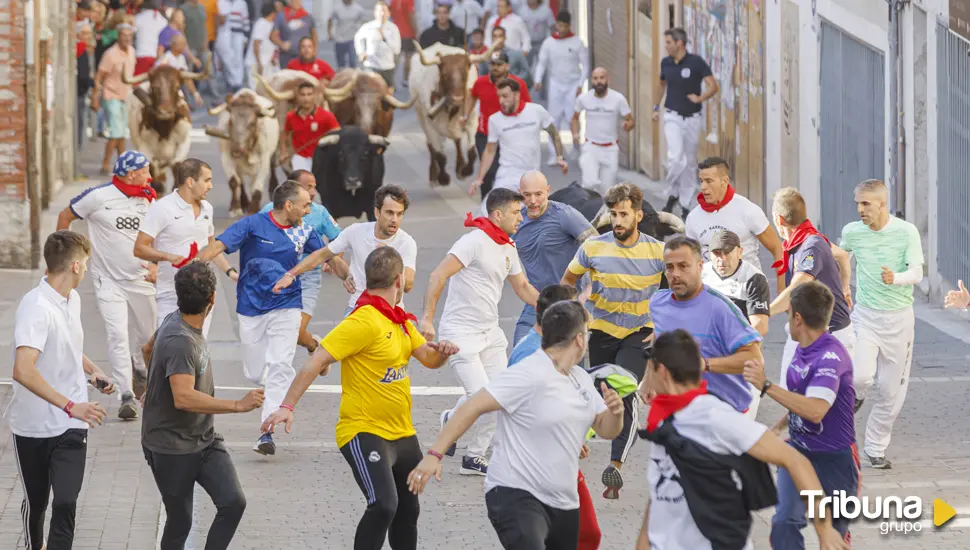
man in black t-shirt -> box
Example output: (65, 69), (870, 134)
(652, 28), (719, 219)
(419, 4), (467, 48)
(701, 230), (770, 336)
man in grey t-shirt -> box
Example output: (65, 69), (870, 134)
(273, 0), (318, 68)
(141, 263), (264, 549)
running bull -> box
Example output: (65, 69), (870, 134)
(204, 89), (281, 217)
(409, 40), (501, 186)
(124, 61), (209, 194)
(550, 182), (685, 239)
(313, 126), (390, 222)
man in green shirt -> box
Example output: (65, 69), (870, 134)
(839, 179), (924, 470)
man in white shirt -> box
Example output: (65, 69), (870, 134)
(215, 0), (251, 92)
(247, 2), (281, 87)
(329, 0), (369, 68)
(685, 156), (785, 289)
(134, 159), (237, 338)
(418, 188), (540, 476)
(450, 0), (484, 33)
(533, 11), (587, 165)
(156, 34), (204, 107)
(571, 67), (633, 193)
(483, 0), (527, 26)
(484, 0), (532, 55)
(134, 5), (169, 74)
(521, 0), (555, 64)
(471, 77), (567, 198)
(355, 1), (402, 91)
(56, 151), (158, 419)
(10, 231), (115, 550)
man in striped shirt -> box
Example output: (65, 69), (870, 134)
(561, 183), (665, 500)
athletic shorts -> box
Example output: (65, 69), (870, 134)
(301, 267), (321, 315)
(103, 99), (128, 139)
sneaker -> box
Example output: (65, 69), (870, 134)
(440, 409), (457, 457)
(854, 398), (865, 414)
(118, 392), (139, 420)
(681, 206), (690, 220)
(460, 455), (488, 476)
(865, 453), (892, 470)
(253, 433), (276, 456)
(602, 464), (624, 500)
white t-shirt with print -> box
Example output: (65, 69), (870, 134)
(485, 350), (607, 510)
(140, 192), (215, 299)
(134, 9), (169, 58)
(487, 102), (555, 189)
(327, 222), (418, 308)
(685, 194), (771, 271)
(574, 89), (631, 145)
(647, 394), (767, 550)
(246, 18), (279, 68)
(439, 229), (523, 335)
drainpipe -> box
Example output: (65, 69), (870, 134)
(888, 0), (908, 218)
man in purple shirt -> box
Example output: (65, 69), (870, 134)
(743, 281), (858, 548)
(649, 236), (764, 415)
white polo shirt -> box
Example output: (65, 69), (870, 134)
(68, 183), (154, 292)
(487, 102), (554, 189)
(6, 279), (89, 438)
(685, 194), (771, 271)
(140, 191), (215, 299)
(439, 229), (522, 336)
(327, 222), (418, 308)
(134, 9), (169, 58)
(574, 89), (631, 145)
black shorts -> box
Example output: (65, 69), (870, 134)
(401, 39), (417, 54)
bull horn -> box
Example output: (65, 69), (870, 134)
(469, 37), (504, 64)
(259, 106), (276, 117)
(203, 125), (230, 140)
(318, 134), (341, 146)
(591, 203), (611, 229)
(427, 96), (448, 118)
(413, 40), (442, 66)
(368, 135), (390, 147)
(383, 93), (416, 110)
(323, 72), (358, 103)
(180, 69), (206, 81)
(122, 71), (149, 85)
(208, 103), (228, 116)
(657, 211), (686, 234)
(253, 70), (294, 102)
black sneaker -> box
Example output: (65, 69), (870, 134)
(460, 455), (488, 476)
(118, 392), (138, 420)
(681, 206), (690, 220)
(854, 398), (865, 413)
(662, 196), (679, 213)
(253, 433), (276, 456)
(865, 453), (892, 470)
(602, 464), (624, 500)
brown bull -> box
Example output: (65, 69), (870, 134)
(326, 70), (415, 136)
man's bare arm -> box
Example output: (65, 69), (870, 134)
(475, 143), (498, 181)
(636, 499), (651, 549)
(570, 111), (582, 141)
(421, 254), (465, 325)
(769, 272), (815, 317)
(134, 232), (183, 263)
(699, 75), (720, 102)
(56, 207), (79, 230)
(545, 124), (564, 158)
(507, 272), (539, 307)
(757, 227), (786, 291)
(194, 239), (228, 263)
(708, 343), (763, 375)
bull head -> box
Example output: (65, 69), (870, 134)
(323, 73), (358, 104)
(414, 40), (442, 66)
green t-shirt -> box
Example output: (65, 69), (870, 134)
(840, 216), (924, 311)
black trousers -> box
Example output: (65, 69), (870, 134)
(475, 131), (500, 200)
(143, 441), (246, 550)
(14, 428), (88, 550)
(340, 433), (423, 550)
(486, 486), (580, 550)
(589, 327), (652, 463)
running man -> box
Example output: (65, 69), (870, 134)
(571, 67), (634, 193)
(354, 1), (401, 91)
(483, 0), (532, 54)
(281, 82), (341, 173)
(134, 159), (237, 338)
(701, 231), (770, 336)
(653, 27), (719, 219)
(533, 10), (587, 164)
(57, 151), (158, 418)
(512, 171), (596, 345)
(419, 188), (540, 475)
(840, 179), (924, 469)
(194, 181), (324, 455)
(262, 247), (459, 550)
(286, 36), (336, 83)
(561, 182), (665, 499)
(260, 170), (342, 353)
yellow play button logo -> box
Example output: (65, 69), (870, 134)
(934, 498), (957, 527)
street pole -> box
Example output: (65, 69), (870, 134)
(888, 0), (907, 218)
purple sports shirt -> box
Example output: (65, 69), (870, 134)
(785, 332), (856, 452)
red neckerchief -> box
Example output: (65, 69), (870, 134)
(771, 219), (829, 276)
(351, 291), (417, 335)
(112, 175), (157, 202)
(268, 211), (292, 229)
(552, 31), (574, 39)
(172, 242), (199, 269)
(284, 6), (309, 21)
(494, 14), (506, 29)
(646, 381), (709, 433)
(76, 41), (87, 58)
(504, 100), (527, 116)
(464, 212), (514, 246)
(696, 184), (735, 213)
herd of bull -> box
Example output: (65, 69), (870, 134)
(120, 44), (683, 238)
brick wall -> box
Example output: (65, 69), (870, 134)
(0, 1), (31, 269)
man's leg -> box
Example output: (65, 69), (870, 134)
(769, 463), (808, 550)
(513, 304), (537, 346)
(13, 434), (53, 550)
(335, 41), (348, 68)
(611, 329), (649, 467)
(466, 327), (510, 465)
(545, 506), (581, 550)
(339, 433), (402, 550)
(297, 268), (322, 352)
(577, 144), (601, 191)
(850, 308), (881, 403)
(864, 308), (915, 464)
(144, 447), (200, 549)
(388, 436), (423, 550)
(238, 314), (270, 385)
(94, 277), (135, 397)
(485, 486), (552, 549)
(661, 115), (687, 212)
(833, 323), (857, 360)
(599, 146), (620, 193)
(47, 429), (88, 549)
(260, 308), (302, 423)
(675, 115), (704, 212)
(196, 442), (247, 550)
(126, 287), (158, 398)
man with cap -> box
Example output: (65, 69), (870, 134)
(194, 181), (325, 456)
(57, 150), (159, 419)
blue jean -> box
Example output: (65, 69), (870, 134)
(335, 41), (357, 68)
(514, 304), (537, 346)
(771, 443), (859, 549)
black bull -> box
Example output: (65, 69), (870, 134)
(549, 183), (683, 240)
(312, 126), (390, 222)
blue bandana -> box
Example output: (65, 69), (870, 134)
(113, 150), (150, 178)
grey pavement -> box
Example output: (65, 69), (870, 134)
(3, 48), (970, 549)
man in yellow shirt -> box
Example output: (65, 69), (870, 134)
(262, 246), (458, 550)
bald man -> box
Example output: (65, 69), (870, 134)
(839, 179), (923, 470)
(571, 67), (634, 194)
(511, 171), (597, 344)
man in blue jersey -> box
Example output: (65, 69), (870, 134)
(260, 170), (343, 353)
(508, 284), (579, 366)
(649, 236), (764, 417)
(195, 181), (324, 456)
(512, 171), (597, 345)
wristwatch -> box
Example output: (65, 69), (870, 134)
(225, 267), (238, 277)
(760, 380), (773, 398)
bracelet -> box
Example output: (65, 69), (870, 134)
(280, 404), (295, 412)
(64, 400), (76, 418)
(225, 267), (237, 276)
(287, 270), (297, 278)
(427, 449), (443, 461)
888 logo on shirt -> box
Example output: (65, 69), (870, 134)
(116, 216), (141, 231)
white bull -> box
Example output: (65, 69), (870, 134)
(205, 90), (281, 216)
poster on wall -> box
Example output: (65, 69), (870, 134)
(952, 0), (970, 42)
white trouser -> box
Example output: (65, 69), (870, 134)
(662, 111), (704, 208)
(216, 32), (247, 89)
(443, 325), (508, 459)
(238, 308), (302, 424)
(93, 276), (157, 396)
(779, 322), (857, 390)
(850, 305), (915, 458)
(546, 80), (576, 158)
(157, 292), (214, 338)
(578, 142), (619, 194)
(291, 154), (313, 173)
